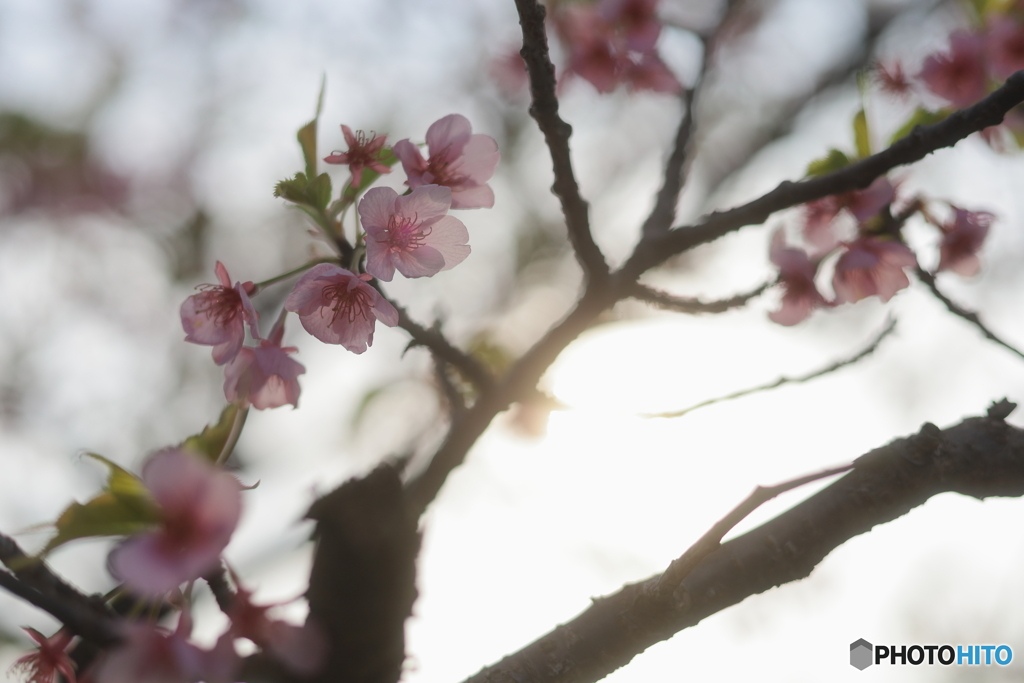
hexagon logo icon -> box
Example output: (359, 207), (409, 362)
(850, 639), (873, 670)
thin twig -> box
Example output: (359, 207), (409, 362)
(514, 0), (609, 282)
(652, 462), (854, 597)
(915, 267), (1024, 362)
(629, 280), (768, 314)
(647, 317), (897, 419)
(377, 290), (495, 393)
(620, 70), (1024, 280)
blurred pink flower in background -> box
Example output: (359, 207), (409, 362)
(936, 208), (992, 276)
(768, 230), (829, 326)
(284, 264), (399, 353)
(360, 185), (470, 281)
(324, 125), (391, 188)
(985, 16), (1024, 79)
(919, 30), (987, 107)
(833, 237), (917, 303)
(91, 611), (237, 683)
(223, 322), (305, 410)
(108, 449), (242, 596)
(181, 262), (259, 365)
(226, 580), (326, 676)
(393, 114), (499, 209)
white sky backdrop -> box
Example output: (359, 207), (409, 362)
(1, 0), (1023, 682)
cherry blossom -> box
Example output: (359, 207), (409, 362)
(392, 114), (499, 209)
(599, 0), (661, 51)
(181, 262), (259, 365)
(323, 125), (391, 188)
(919, 30), (987, 108)
(832, 237), (918, 303)
(936, 208), (992, 277)
(768, 230), (829, 326)
(360, 185), (470, 281)
(223, 320), (304, 410)
(9, 628), (76, 683)
(226, 580), (326, 676)
(108, 449), (242, 596)
(284, 263), (399, 353)
(90, 611), (237, 683)
(986, 16), (1024, 80)
(874, 61), (913, 99)
(802, 178), (896, 253)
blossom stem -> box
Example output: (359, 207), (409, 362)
(251, 260), (338, 294)
(216, 406), (249, 467)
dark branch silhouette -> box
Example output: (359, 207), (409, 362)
(462, 402), (1024, 683)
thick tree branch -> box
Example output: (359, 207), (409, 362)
(515, 0), (609, 282)
(620, 71), (1024, 281)
(462, 402), (1024, 683)
(0, 532), (120, 646)
(915, 267), (1024, 362)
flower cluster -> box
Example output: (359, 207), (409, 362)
(180, 114), (499, 409)
(768, 180), (992, 326)
(876, 6), (1024, 145)
(552, 0), (681, 94)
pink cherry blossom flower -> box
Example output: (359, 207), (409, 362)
(392, 114), (499, 209)
(9, 628), (76, 683)
(181, 262), (259, 366)
(226, 580), (326, 676)
(936, 208), (992, 276)
(919, 30), (988, 108)
(91, 611), (237, 683)
(284, 263), (399, 353)
(323, 125), (391, 188)
(599, 0), (661, 51)
(108, 449), (242, 596)
(986, 16), (1024, 80)
(768, 230), (829, 326)
(874, 61), (913, 99)
(223, 321), (305, 410)
(360, 185), (470, 281)
(832, 237), (918, 303)
(802, 178), (896, 253)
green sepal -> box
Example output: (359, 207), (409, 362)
(806, 148), (851, 177)
(889, 108), (949, 145)
(180, 403), (245, 463)
(853, 109), (871, 158)
(40, 454), (160, 556)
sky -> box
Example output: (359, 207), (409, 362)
(1, 0), (1024, 682)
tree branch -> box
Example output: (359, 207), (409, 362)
(461, 402), (1024, 683)
(915, 267), (1024, 362)
(628, 280), (768, 314)
(620, 70), (1024, 281)
(0, 532), (120, 646)
(515, 0), (609, 282)
(646, 317), (897, 418)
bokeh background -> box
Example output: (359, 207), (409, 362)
(1, 0), (1023, 681)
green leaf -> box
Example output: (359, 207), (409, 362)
(181, 404), (245, 463)
(296, 77), (327, 179)
(806, 148), (851, 177)
(340, 148), (399, 209)
(853, 109), (871, 158)
(889, 108), (949, 145)
(40, 454), (160, 556)
(274, 172), (333, 213)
